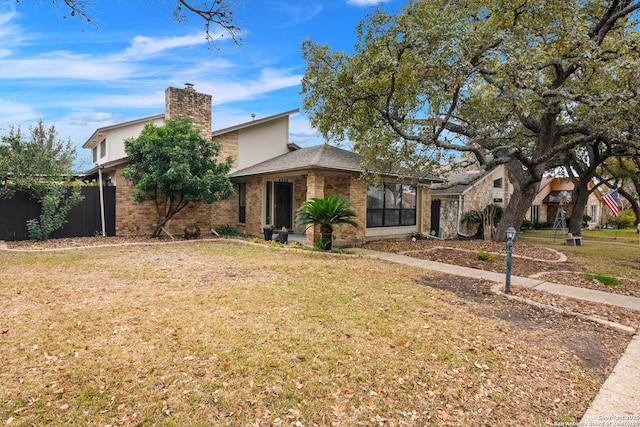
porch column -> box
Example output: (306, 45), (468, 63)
(420, 186), (432, 235)
(349, 176), (367, 245)
(304, 172), (325, 245)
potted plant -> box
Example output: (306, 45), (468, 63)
(296, 195), (358, 250)
(263, 224), (274, 241)
(276, 226), (289, 244)
(183, 223), (201, 240)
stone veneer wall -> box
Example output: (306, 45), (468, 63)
(438, 197), (462, 239)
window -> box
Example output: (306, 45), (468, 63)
(530, 205), (540, 223)
(493, 178), (503, 188)
(590, 205), (597, 222)
(238, 183), (246, 223)
(366, 183), (416, 227)
(92, 146), (97, 163)
(100, 139), (106, 158)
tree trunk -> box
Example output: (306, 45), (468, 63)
(151, 216), (171, 238)
(568, 182), (591, 236)
(495, 182), (540, 242)
(493, 110), (559, 242)
(320, 224), (333, 250)
(494, 159), (544, 242)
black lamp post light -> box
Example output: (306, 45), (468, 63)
(505, 226), (517, 293)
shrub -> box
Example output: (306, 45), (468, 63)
(183, 223), (201, 240)
(215, 224), (237, 236)
(408, 231), (427, 240)
(520, 219), (533, 230)
(532, 220), (548, 230)
(475, 250), (496, 262)
(27, 183), (83, 241)
(585, 273), (621, 286)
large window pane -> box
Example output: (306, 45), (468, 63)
(366, 183), (417, 228)
(385, 184), (402, 208)
(238, 183), (246, 223)
(367, 184), (384, 208)
(402, 185), (416, 208)
(384, 209), (400, 226)
(367, 209), (383, 227)
(401, 209), (416, 226)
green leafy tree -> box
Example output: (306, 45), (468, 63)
(597, 148), (640, 228)
(122, 117), (234, 238)
(296, 195), (358, 250)
(0, 121), (81, 240)
(301, 0), (640, 241)
(0, 121), (76, 198)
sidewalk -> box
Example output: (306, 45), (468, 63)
(357, 249), (640, 420)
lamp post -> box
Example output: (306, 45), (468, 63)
(505, 226), (517, 293)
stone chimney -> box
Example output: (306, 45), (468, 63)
(165, 84), (212, 139)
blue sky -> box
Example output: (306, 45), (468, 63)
(0, 0), (403, 170)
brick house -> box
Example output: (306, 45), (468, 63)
(82, 85), (442, 245)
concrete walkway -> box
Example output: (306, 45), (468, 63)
(357, 249), (640, 421)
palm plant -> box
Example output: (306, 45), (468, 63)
(462, 204), (504, 240)
(296, 195), (358, 250)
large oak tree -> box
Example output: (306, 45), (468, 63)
(301, 0), (640, 241)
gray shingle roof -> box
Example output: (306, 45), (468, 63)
(228, 144), (363, 178)
(228, 144), (442, 183)
(430, 168), (485, 196)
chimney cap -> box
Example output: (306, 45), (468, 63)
(251, 113), (256, 120)
(184, 82), (195, 91)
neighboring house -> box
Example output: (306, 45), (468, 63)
(431, 165), (512, 239)
(431, 164), (608, 239)
(528, 177), (608, 229)
(82, 85), (442, 245)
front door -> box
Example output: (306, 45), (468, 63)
(430, 199), (441, 236)
(274, 182), (293, 230)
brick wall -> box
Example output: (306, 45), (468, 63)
(292, 177), (307, 233)
(113, 164), (218, 237)
(420, 186), (431, 235)
(112, 86), (238, 237)
(214, 131), (239, 168)
(165, 86), (212, 139)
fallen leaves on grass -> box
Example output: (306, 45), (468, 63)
(0, 239), (632, 426)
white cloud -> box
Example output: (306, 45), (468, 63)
(120, 33), (208, 57)
(0, 51), (139, 80)
(199, 68), (303, 105)
(0, 99), (38, 124)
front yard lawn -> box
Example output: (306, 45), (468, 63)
(0, 240), (630, 426)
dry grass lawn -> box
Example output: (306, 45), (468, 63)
(0, 240), (630, 426)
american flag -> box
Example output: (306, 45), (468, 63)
(602, 190), (619, 218)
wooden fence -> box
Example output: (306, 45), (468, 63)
(0, 186), (116, 241)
